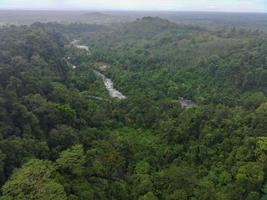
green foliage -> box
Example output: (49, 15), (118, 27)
(2, 159), (67, 200)
(138, 192), (158, 200)
(0, 196), (13, 200)
(236, 163), (264, 192)
(1, 16), (267, 200)
(56, 144), (85, 176)
(253, 102), (267, 135)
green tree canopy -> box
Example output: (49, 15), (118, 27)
(2, 159), (67, 200)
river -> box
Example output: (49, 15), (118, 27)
(71, 40), (90, 54)
(178, 97), (197, 109)
(93, 70), (126, 100)
(70, 40), (199, 105)
(71, 40), (126, 100)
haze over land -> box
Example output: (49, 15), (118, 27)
(1, 1), (267, 200)
(1, 0), (267, 13)
(1, 10), (267, 32)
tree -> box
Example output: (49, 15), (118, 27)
(252, 102), (267, 135)
(2, 159), (67, 200)
(242, 92), (266, 109)
(138, 192), (158, 200)
(48, 125), (78, 156)
(235, 162), (264, 195)
(56, 144), (85, 176)
(86, 140), (125, 180)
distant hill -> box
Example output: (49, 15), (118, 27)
(82, 12), (110, 17)
(122, 17), (178, 37)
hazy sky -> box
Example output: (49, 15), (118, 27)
(0, 0), (267, 13)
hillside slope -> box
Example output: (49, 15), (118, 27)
(1, 17), (267, 200)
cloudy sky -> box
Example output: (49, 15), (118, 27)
(0, 0), (266, 13)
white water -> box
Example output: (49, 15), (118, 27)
(94, 70), (126, 100)
(71, 40), (90, 53)
(70, 40), (126, 100)
(178, 97), (197, 108)
(75, 44), (90, 52)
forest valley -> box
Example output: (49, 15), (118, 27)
(0, 17), (267, 200)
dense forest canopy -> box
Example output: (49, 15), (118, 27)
(0, 13), (267, 200)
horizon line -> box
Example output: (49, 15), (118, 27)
(0, 8), (267, 14)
